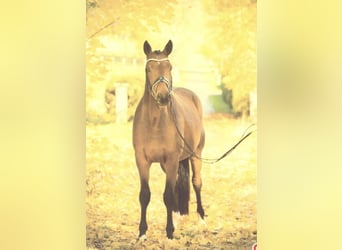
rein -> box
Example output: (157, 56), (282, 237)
(169, 97), (255, 164)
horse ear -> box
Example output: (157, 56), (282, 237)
(163, 40), (173, 56)
(143, 40), (152, 55)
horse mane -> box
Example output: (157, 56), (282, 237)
(153, 50), (162, 54)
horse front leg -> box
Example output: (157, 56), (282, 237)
(162, 159), (179, 239)
(136, 157), (151, 239)
(139, 178), (150, 238)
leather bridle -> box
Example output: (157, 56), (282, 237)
(145, 58), (172, 101)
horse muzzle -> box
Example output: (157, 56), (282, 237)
(156, 92), (171, 106)
(151, 76), (172, 106)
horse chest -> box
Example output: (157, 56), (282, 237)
(146, 129), (177, 148)
(138, 128), (182, 162)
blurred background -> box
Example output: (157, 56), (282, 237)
(86, 0), (256, 124)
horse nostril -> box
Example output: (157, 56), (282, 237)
(156, 93), (170, 105)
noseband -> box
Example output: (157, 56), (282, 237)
(151, 76), (171, 97)
(146, 58), (172, 101)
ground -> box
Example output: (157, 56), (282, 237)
(86, 114), (257, 249)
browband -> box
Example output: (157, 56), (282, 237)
(146, 58), (170, 63)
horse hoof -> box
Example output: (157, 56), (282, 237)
(138, 234), (147, 242)
(198, 216), (207, 230)
(199, 218), (206, 225)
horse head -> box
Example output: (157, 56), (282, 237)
(144, 40), (173, 106)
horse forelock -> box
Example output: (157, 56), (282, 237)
(147, 50), (169, 59)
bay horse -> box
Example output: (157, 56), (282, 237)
(133, 40), (205, 240)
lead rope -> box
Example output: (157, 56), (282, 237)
(170, 98), (256, 164)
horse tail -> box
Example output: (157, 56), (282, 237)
(176, 158), (190, 215)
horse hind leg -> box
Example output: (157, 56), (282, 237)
(190, 157), (205, 220)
